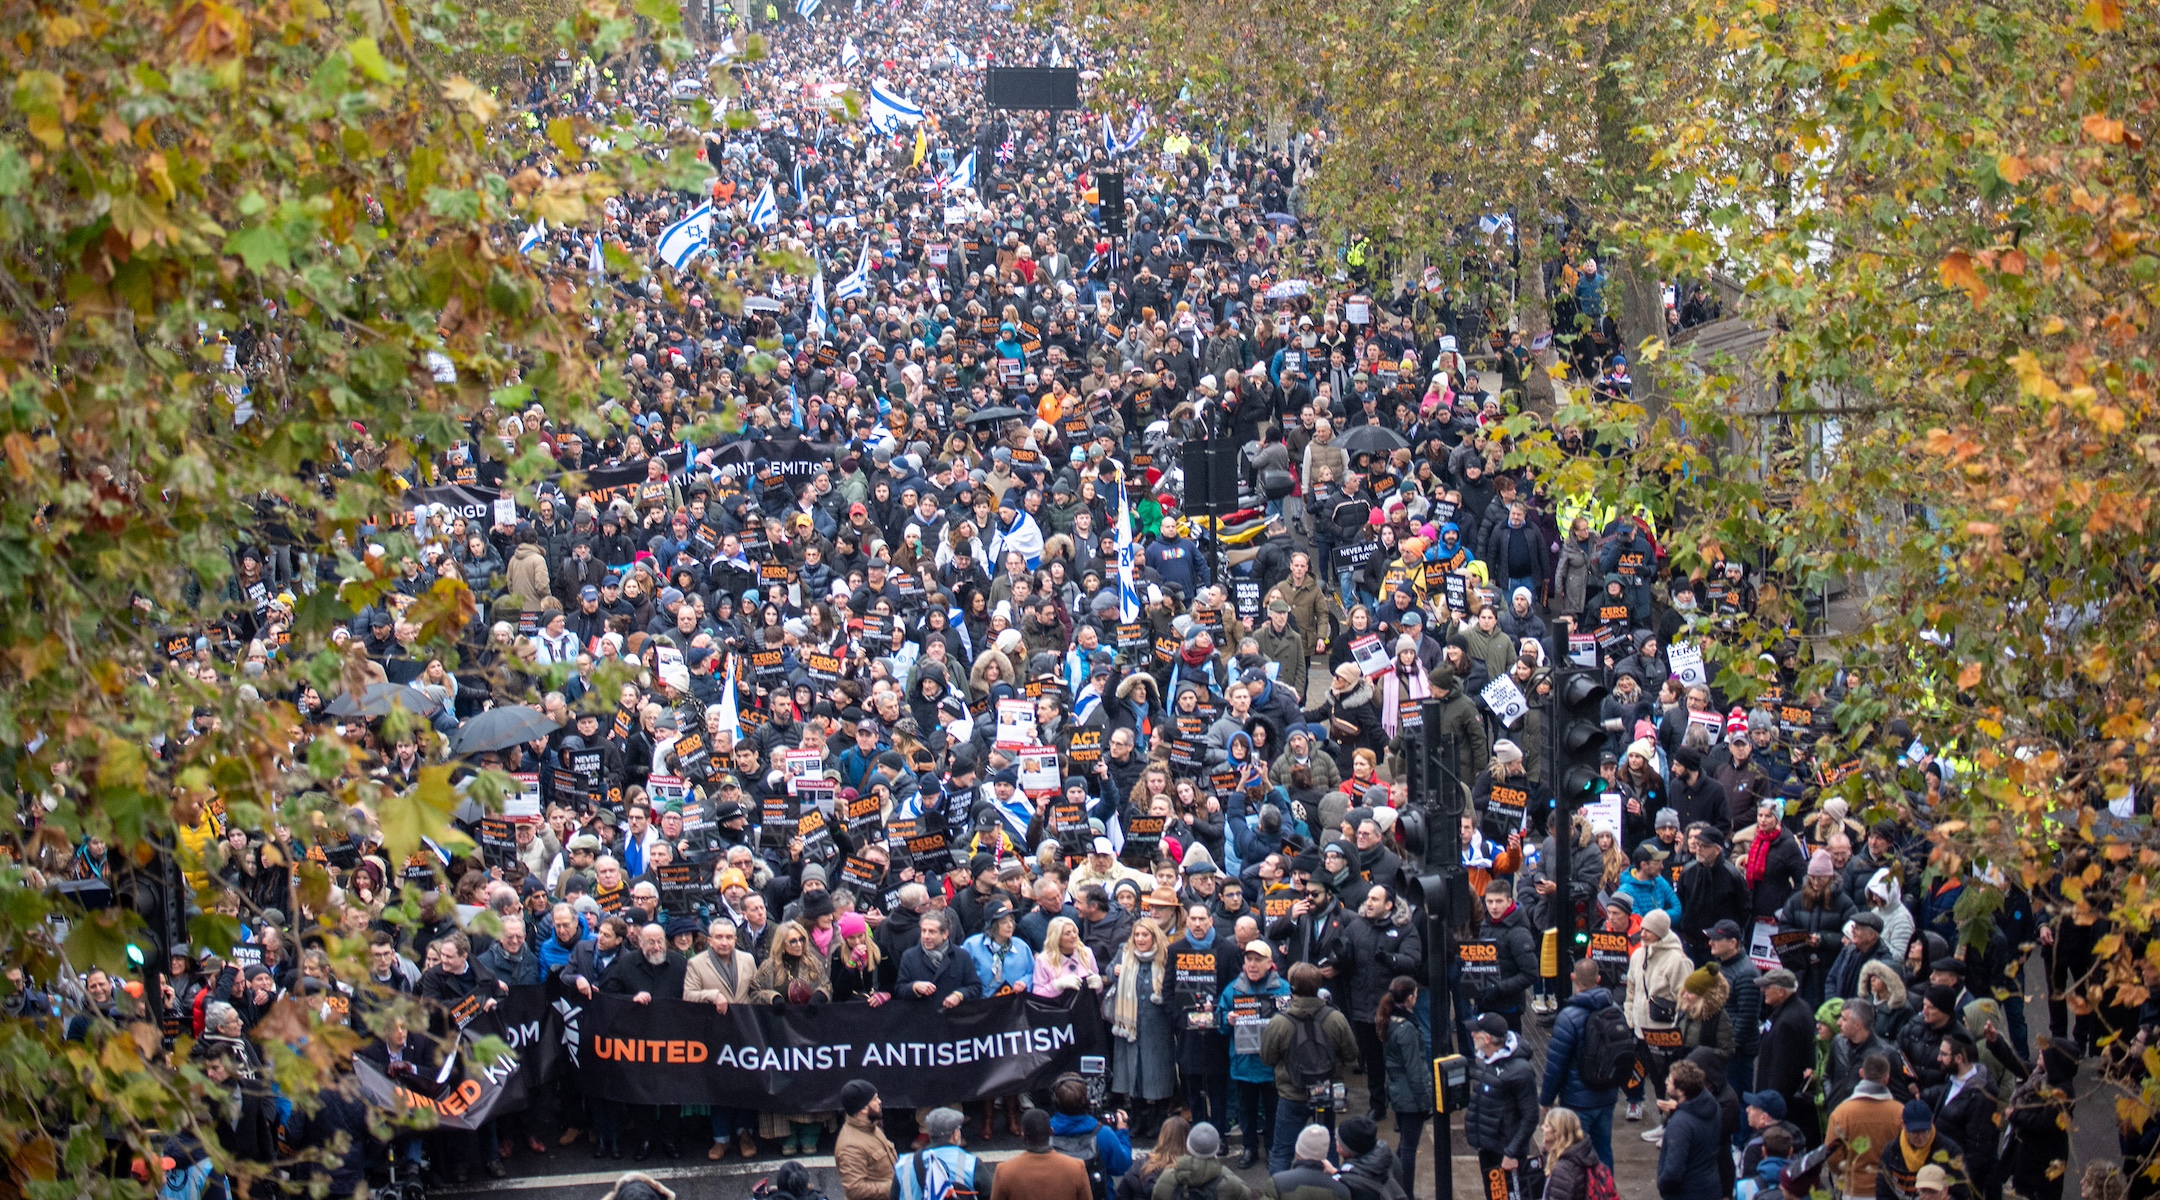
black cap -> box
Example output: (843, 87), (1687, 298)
(840, 1079), (878, 1117)
(982, 896), (1015, 924)
(1704, 918), (1744, 942)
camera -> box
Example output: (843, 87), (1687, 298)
(1309, 1080), (1349, 1113)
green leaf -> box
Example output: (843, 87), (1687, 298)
(224, 224), (291, 272)
(0, 147), (29, 197)
(347, 36), (398, 83)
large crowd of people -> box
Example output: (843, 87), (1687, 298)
(11, 0), (2155, 1199)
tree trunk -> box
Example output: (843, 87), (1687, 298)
(1519, 245), (1558, 411)
(1611, 251), (1664, 413)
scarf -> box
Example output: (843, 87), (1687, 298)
(921, 942), (950, 973)
(1108, 947), (1163, 1042)
(1180, 644), (1214, 667)
(1746, 827), (1777, 887)
(812, 924), (837, 957)
(1380, 662), (1430, 738)
(707, 948), (741, 995)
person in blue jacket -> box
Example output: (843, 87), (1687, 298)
(1613, 845), (1683, 924)
(1048, 1072), (1134, 1194)
(1541, 959), (1622, 1167)
(1219, 937), (1293, 1168)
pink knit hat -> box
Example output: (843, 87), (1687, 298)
(839, 912), (868, 938)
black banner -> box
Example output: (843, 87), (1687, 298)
(561, 990), (1103, 1111)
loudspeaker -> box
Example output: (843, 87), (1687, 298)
(982, 67), (1081, 111)
(1096, 171), (1126, 236)
(1181, 444), (1242, 515)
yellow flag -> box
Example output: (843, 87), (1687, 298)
(912, 126), (927, 167)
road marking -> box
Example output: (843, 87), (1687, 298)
(436, 1148), (1028, 1193)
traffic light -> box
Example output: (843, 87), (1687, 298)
(1553, 669), (1609, 803)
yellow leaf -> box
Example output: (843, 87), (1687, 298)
(2095, 933), (2123, 959)
(2083, 114), (2126, 144)
(1957, 662), (1983, 688)
(1995, 155), (2030, 184)
(442, 76), (501, 124)
(1938, 251), (1988, 303)
(2084, 0), (2123, 30)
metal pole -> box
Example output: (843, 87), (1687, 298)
(1421, 698), (1459, 1200)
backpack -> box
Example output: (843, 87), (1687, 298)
(1585, 1161), (1620, 1200)
(1049, 1126), (1108, 1200)
(1286, 1010), (1337, 1091)
(1172, 1179), (1223, 1200)
(1574, 1002), (1638, 1090)
(911, 1148), (978, 1200)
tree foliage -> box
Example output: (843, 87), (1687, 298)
(0, 0), (720, 1192)
(1074, 0), (2160, 1150)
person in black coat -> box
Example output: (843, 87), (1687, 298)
(1468, 881), (1541, 1032)
(1676, 827), (1749, 963)
(1756, 968), (1823, 1142)
(1924, 1031), (1999, 1200)
(559, 915), (631, 998)
(1668, 747), (1732, 835)
(1465, 1013), (1542, 1199)
(894, 909), (980, 1008)
(1655, 1059), (1726, 1200)
(1336, 885), (1423, 1120)
(599, 922), (691, 1161)
(1734, 803), (1808, 922)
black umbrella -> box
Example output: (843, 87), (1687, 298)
(324, 682), (441, 719)
(1335, 424), (1410, 456)
(961, 405), (1032, 426)
(450, 704), (560, 755)
(1186, 233), (1233, 259)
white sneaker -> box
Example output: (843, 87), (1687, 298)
(1626, 1102), (1643, 1122)
(1642, 1126), (1665, 1145)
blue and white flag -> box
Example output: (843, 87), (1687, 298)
(1117, 109), (1150, 154)
(1116, 478), (1140, 621)
(747, 179), (778, 231)
(867, 80), (923, 134)
(808, 271), (829, 338)
(652, 202), (712, 270)
(841, 36), (862, 70)
(793, 157), (807, 202)
(946, 41), (971, 70)
(518, 220), (546, 255)
(714, 653), (741, 745)
(587, 233), (604, 277)
(834, 236), (873, 300)
(796, 0), (820, 15)
(1102, 113), (1118, 156)
(940, 148), (976, 193)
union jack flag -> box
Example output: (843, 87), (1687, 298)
(995, 139), (1015, 164)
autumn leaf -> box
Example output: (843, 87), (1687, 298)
(1938, 251), (1988, 303)
(2082, 113), (2125, 144)
(2083, 0), (2122, 30)
(1995, 154), (2031, 184)
(1957, 662), (1983, 688)
(442, 76), (501, 124)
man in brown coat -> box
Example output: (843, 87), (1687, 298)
(989, 1109), (1092, 1200)
(835, 1080), (898, 1200)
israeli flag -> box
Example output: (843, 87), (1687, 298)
(1103, 113), (1119, 156)
(834, 237), (873, 300)
(940, 148), (976, 193)
(796, 0), (820, 14)
(793, 157), (807, 202)
(1116, 478), (1140, 621)
(867, 80), (923, 134)
(809, 272), (829, 338)
(841, 36), (861, 70)
(714, 654), (741, 746)
(518, 220), (546, 254)
(1118, 109), (1150, 154)
(747, 179), (778, 231)
(587, 233), (604, 277)
(652, 202), (711, 270)
(946, 41), (971, 70)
